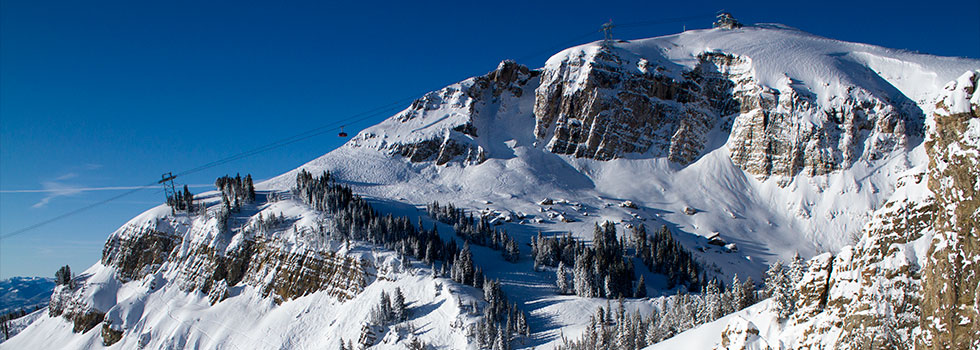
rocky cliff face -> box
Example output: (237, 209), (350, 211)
(725, 70), (919, 180)
(788, 171), (932, 349)
(349, 34), (928, 185)
(350, 60), (537, 165)
(918, 70), (980, 350)
(714, 70), (978, 350)
(532, 47), (722, 163)
(52, 203), (371, 346)
(533, 44), (920, 180)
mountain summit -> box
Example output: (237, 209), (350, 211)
(5, 24), (978, 349)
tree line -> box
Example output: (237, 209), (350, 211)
(532, 222), (704, 299)
(293, 170), (529, 348)
(557, 273), (759, 349)
(215, 173), (256, 211)
(427, 202), (520, 262)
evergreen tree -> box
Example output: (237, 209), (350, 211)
(393, 287), (407, 322)
(765, 261), (795, 319)
(55, 265), (71, 286)
(731, 274), (745, 311)
(182, 185), (194, 212)
(789, 252), (806, 281)
(634, 275), (647, 298)
(244, 174), (256, 203)
(556, 261), (570, 294)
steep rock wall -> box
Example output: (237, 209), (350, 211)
(918, 70), (980, 350)
(532, 47), (717, 163)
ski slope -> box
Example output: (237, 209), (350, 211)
(6, 24), (979, 349)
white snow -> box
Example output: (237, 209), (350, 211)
(7, 25), (979, 350)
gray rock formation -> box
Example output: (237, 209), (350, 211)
(532, 48), (718, 163)
(918, 70), (980, 350)
(735, 70), (979, 350)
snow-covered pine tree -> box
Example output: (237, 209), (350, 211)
(789, 252), (806, 281)
(704, 280), (723, 321)
(731, 274), (745, 311)
(765, 260), (795, 319)
(393, 287), (407, 322)
(556, 261), (570, 294)
(573, 250), (596, 297)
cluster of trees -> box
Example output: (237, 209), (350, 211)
(534, 223), (706, 299)
(533, 223), (636, 299)
(246, 211), (287, 236)
(472, 279), (530, 350)
(427, 202), (520, 262)
(631, 225), (703, 290)
(55, 265), (72, 287)
(215, 173), (256, 211)
(558, 275), (758, 349)
(167, 185), (196, 213)
(294, 171), (529, 348)
(1, 305), (42, 340)
(369, 287), (408, 327)
(764, 255), (805, 320)
(530, 232), (580, 269)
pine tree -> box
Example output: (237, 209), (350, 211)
(765, 261), (795, 319)
(704, 280), (722, 321)
(789, 252), (806, 281)
(245, 174), (256, 203)
(556, 261), (570, 294)
(393, 287), (407, 322)
(741, 277), (756, 307)
(55, 265), (71, 286)
(634, 275), (647, 298)
(573, 251), (595, 297)
(731, 274), (745, 311)
(182, 185), (194, 212)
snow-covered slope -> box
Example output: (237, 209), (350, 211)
(6, 24), (978, 349)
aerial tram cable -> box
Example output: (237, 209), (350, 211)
(0, 12), (720, 240)
(0, 102), (405, 240)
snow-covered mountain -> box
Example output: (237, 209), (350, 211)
(5, 23), (978, 349)
(0, 277), (54, 315)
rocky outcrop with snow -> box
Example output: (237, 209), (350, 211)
(918, 70), (980, 350)
(7, 26), (980, 350)
(349, 60), (538, 165)
(702, 70), (979, 350)
(46, 200), (373, 346)
(532, 46), (720, 163)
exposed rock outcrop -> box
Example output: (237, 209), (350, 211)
(918, 70), (980, 350)
(715, 317), (772, 350)
(726, 74), (919, 180)
(48, 283), (108, 334)
(57, 206), (373, 345)
(714, 71), (978, 350)
(533, 47), (718, 163)
(351, 60), (536, 166)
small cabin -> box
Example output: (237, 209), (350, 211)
(713, 13), (743, 30)
(707, 232), (727, 246)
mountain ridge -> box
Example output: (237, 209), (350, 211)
(5, 24), (979, 349)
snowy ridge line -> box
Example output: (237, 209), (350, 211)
(7, 26), (980, 350)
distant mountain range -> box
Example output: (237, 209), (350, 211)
(4, 22), (978, 349)
(0, 277), (54, 315)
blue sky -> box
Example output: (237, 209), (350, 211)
(1, 0), (978, 279)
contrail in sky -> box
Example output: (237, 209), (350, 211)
(0, 184), (212, 193)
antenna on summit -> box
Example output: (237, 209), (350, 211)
(600, 19), (615, 48)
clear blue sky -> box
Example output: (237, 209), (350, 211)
(2, 0), (978, 279)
